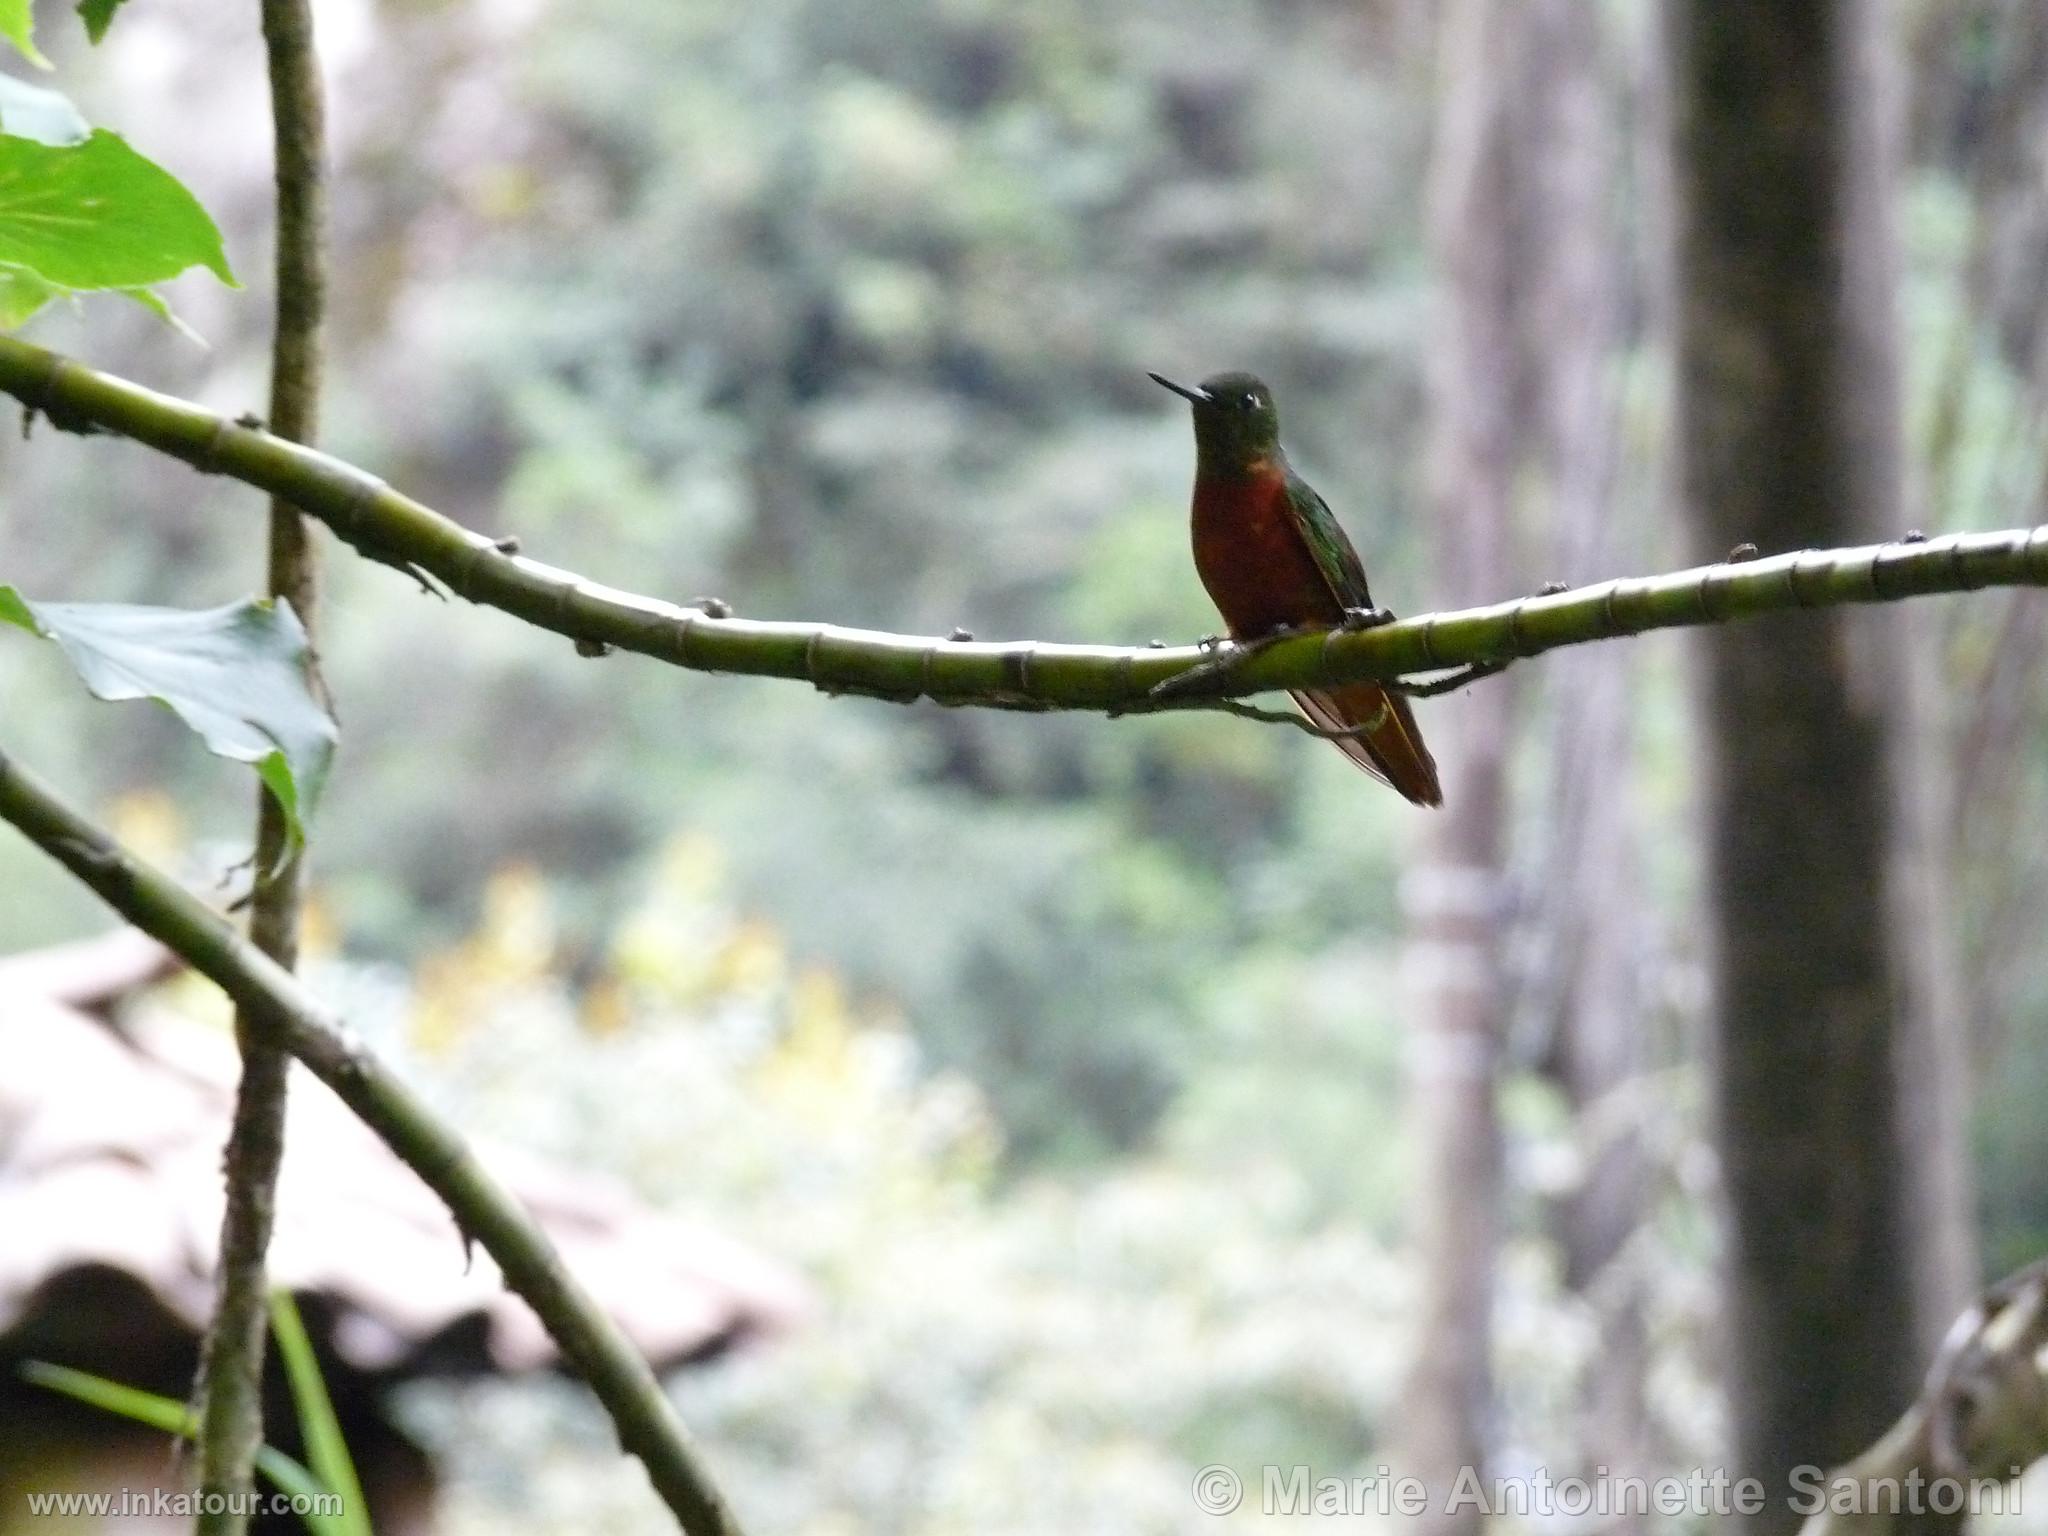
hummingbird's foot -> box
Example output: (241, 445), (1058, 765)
(1340, 605), (1397, 631)
(1259, 621), (1328, 645)
(1391, 659), (1510, 698)
(1151, 624), (1312, 700)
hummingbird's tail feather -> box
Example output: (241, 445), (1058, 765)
(1292, 685), (1444, 807)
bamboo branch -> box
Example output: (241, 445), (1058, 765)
(4, 333), (2048, 713)
(0, 742), (746, 1536)
(192, 5), (332, 1530)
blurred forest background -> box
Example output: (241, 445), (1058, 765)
(6, 0), (2048, 1531)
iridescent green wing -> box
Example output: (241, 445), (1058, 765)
(1283, 469), (1376, 612)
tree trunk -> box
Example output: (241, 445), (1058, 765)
(1667, 1), (1975, 1527)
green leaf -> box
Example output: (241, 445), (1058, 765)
(76, 0), (126, 44)
(271, 1293), (374, 1536)
(0, 584), (34, 630)
(20, 1362), (344, 1526)
(0, 272), (218, 340)
(0, 85), (206, 331)
(0, 2), (49, 67)
(0, 262), (59, 326)
(118, 282), (206, 343)
(0, 129), (237, 292)
(0, 588), (337, 842)
(0, 74), (89, 144)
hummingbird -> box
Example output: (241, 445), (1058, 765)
(1152, 369), (1443, 806)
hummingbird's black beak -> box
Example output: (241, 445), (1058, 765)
(1148, 372), (1208, 404)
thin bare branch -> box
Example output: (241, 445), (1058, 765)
(0, 743), (747, 1536)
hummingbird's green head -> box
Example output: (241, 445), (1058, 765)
(1150, 370), (1281, 476)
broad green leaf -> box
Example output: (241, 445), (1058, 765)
(119, 282), (205, 342)
(77, 0), (127, 44)
(271, 1293), (373, 1536)
(0, 129), (237, 292)
(0, 2), (48, 68)
(0, 74), (87, 143)
(0, 84), (196, 330)
(0, 588), (337, 841)
(0, 262), (58, 326)
(0, 272), (217, 338)
(21, 1362), (345, 1527)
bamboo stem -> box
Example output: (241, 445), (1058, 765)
(2, 334), (2044, 715)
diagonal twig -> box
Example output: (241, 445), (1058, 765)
(0, 742), (747, 1536)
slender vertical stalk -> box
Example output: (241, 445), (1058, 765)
(192, 4), (328, 1531)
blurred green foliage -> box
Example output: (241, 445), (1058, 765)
(369, 843), (1711, 1535)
